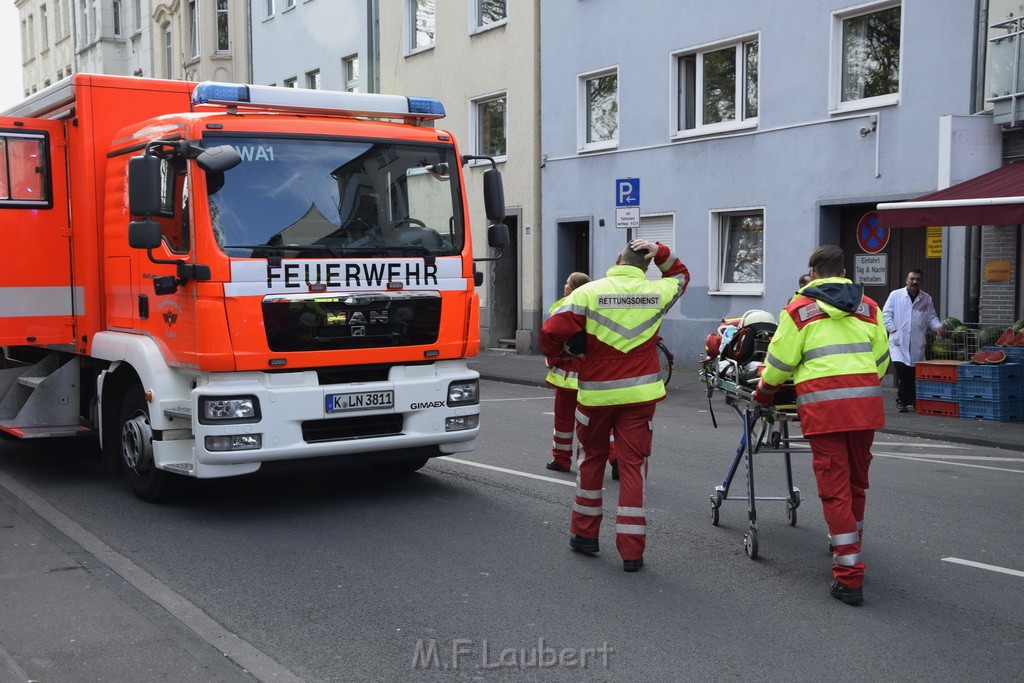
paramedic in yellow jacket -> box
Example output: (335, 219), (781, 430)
(752, 245), (889, 605)
(544, 272), (591, 472)
(541, 240), (689, 573)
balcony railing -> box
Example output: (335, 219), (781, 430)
(988, 17), (1024, 125)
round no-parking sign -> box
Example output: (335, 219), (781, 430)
(856, 211), (889, 254)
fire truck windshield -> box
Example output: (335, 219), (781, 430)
(203, 135), (464, 258)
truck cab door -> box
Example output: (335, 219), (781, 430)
(0, 120), (74, 346)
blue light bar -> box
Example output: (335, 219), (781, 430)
(190, 82), (446, 121)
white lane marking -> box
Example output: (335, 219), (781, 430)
(0, 472), (303, 683)
(482, 396), (551, 402)
(439, 456), (577, 487)
(874, 453), (1024, 474)
(874, 451), (1024, 462)
(942, 557), (1024, 578)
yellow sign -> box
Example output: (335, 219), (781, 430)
(925, 226), (942, 258)
(984, 260), (1011, 282)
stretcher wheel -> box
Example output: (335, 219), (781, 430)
(744, 528), (759, 559)
(786, 503), (797, 526)
(710, 497), (720, 526)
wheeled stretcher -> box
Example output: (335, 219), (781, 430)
(700, 356), (812, 559)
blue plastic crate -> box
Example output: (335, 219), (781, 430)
(915, 380), (958, 401)
(981, 346), (1024, 363)
(957, 377), (1024, 401)
(957, 362), (1022, 381)
(958, 397), (1024, 422)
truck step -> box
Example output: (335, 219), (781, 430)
(16, 375), (48, 389)
(497, 338), (516, 349)
(0, 423), (94, 438)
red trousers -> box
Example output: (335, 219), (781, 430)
(551, 387), (617, 468)
(570, 402), (655, 561)
(808, 429), (874, 588)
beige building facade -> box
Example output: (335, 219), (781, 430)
(377, 0), (543, 352)
(153, 0), (249, 83)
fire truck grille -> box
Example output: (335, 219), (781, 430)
(263, 292), (441, 352)
(301, 414), (404, 443)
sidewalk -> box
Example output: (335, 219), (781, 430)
(469, 349), (1024, 451)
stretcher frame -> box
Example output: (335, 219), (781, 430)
(700, 359), (812, 559)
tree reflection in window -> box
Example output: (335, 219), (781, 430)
(587, 73), (618, 144)
(479, 0), (505, 26)
(722, 213), (763, 284)
(842, 5), (901, 102)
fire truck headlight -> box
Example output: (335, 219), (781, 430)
(447, 380), (479, 406)
(199, 396), (261, 423)
(445, 414), (479, 432)
(205, 434), (263, 452)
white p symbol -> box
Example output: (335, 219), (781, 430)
(618, 181), (634, 204)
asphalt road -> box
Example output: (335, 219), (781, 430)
(1, 379), (1023, 681)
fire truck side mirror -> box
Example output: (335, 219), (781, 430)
(196, 145), (242, 173)
(483, 169), (505, 222)
(128, 219), (163, 249)
(488, 222), (509, 249)
(128, 155), (163, 216)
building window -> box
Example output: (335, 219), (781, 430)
(54, 0), (62, 38)
(473, 93), (507, 158)
(215, 0), (229, 52)
(20, 20), (28, 62)
(283, 76), (297, 88)
(473, 0), (506, 31)
(78, 0), (88, 43)
(187, 0), (198, 58)
(28, 14), (37, 56)
(712, 210), (764, 294)
(636, 214), (676, 281)
(306, 69), (321, 90)
(134, 0), (142, 32)
(675, 36), (758, 135)
(832, 1), (901, 111)
(343, 54), (359, 92)
(579, 68), (618, 152)
(163, 27), (172, 78)
(41, 5), (49, 49)
(285, 0), (295, 8)
(266, 0), (274, 18)
(409, 0), (435, 52)
(112, 0), (121, 37)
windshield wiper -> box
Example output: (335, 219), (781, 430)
(221, 244), (341, 257)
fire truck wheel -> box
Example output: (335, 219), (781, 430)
(119, 384), (180, 503)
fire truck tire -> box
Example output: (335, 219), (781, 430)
(119, 384), (181, 503)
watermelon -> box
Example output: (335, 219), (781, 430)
(970, 350), (993, 364)
(980, 327), (1003, 347)
(996, 327), (1016, 346)
(942, 317), (963, 331)
(1013, 318), (1024, 333)
(1014, 331), (1024, 346)
(985, 350), (1008, 364)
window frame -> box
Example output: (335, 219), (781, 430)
(577, 66), (619, 153)
(41, 5), (49, 49)
(215, 0), (229, 52)
(829, 0), (902, 114)
(407, 0), (436, 55)
(709, 207), (765, 296)
(470, 0), (506, 35)
(635, 213), (676, 282)
(187, 0), (198, 59)
(671, 33), (759, 139)
(470, 91), (508, 161)
(343, 54), (360, 92)
(0, 131), (54, 209)
(305, 69), (321, 90)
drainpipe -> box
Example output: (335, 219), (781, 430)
(967, 225), (982, 324)
(366, 0), (379, 93)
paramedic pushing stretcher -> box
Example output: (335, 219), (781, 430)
(541, 240), (689, 572)
(752, 246), (889, 604)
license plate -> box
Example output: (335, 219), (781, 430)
(325, 390), (394, 413)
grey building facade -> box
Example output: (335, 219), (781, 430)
(540, 0), (999, 359)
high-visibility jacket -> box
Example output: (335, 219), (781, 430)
(757, 277), (889, 435)
(545, 297), (582, 390)
(540, 244), (689, 407)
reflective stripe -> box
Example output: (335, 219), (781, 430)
(802, 342), (872, 362)
(876, 350), (889, 367)
(573, 502), (603, 516)
(765, 352), (795, 373)
(553, 442), (572, 452)
(617, 506), (646, 517)
(797, 385), (882, 406)
(832, 553), (862, 566)
(830, 531), (860, 546)
(554, 430), (573, 439)
(857, 520), (864, 531)
(576, 488), (602, 500)
(579, 373), (661, 392)
(0, 285), (85, 317)
(575, 409), (590, 426)
(759, 383), (779, 395)
(615, 524), (646, 535)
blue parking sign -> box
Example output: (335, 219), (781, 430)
(616, 178), (640, 207)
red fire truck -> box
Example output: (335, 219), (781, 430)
(0, 74), (507, 501)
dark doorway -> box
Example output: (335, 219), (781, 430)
(839, 204), (942, 313)
(489, 214), (519, 347)
(556, 220), (590, 302)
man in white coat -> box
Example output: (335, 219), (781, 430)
(882, 269), (944, 412)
